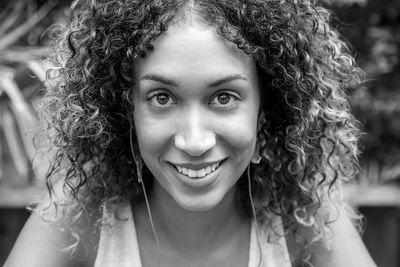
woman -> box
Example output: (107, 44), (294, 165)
(5, 0), (377, 266)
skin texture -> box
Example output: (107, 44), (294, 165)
(133, 22), (260, 212)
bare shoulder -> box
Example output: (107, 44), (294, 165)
(4, 181), (100, 267)
(4, 208), (99, 267)
(285, 205), (377, 267)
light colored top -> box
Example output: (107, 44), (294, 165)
(94, 203), (292, 267)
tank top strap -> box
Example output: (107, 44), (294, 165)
(248, 218), (292, 267)
(94, 202), (142, 267)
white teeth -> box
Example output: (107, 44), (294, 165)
(211, 163), (218, 171)
(198, 168), (206, 177)
(205, 166), (211, 174)
(174, 161), (222, 178)
(188, 169), (196, 178)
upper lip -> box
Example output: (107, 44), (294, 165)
(168, 159), (225, 170)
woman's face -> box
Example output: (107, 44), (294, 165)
(133, 22), (260, 211)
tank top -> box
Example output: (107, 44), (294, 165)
(94, 202), (292, 267)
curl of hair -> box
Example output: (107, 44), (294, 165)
(39, 0), (364, 264)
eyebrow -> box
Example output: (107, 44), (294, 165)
(208, 74), (248, 88)
(139, 74), (248, 88)
(139, 74), (178, 86)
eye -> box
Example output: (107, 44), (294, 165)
(147, 91), (176, 107)
(210, 91), (241, 106)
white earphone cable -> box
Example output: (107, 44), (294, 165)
(248, 165), (262, 267)
(130, 126), (160, 267)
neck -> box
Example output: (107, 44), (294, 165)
(135, 182), (249, 249)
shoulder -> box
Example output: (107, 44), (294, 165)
(4, 181), (100, 267)
(285, 205), (377, 267)
(4, 211), (98, 267)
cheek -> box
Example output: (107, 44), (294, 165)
(215, 113), (258, 155)
(133, 108), (172, 156)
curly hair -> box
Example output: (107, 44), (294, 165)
(39, 0), (364, 264)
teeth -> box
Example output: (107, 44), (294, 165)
(198, 168), (206, 177)
(188, 169), (196, 178)
(205, 166), (211, 174)
(211, 163), (217, 171)
(175, 161), (222, 178)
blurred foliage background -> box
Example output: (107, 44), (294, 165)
(330, 0), (400, 187)
(0, 0), (67, 204)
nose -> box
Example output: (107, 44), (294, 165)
(174, 109), (216, 157)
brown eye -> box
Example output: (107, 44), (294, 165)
(217, 93), (231, 105)
(210, 91), (240, 106)
(147, 91), (176, 107)
(156, 94), (170, 105)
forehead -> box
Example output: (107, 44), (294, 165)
(134, 22), (257, 82)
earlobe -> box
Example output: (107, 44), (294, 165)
(251, 110), (265, 165)
(251, 141), (261, 164)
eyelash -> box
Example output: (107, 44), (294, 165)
(146, 90), (176, 107)
(146, 90), (242, 107)
(209, 91), (241, 106)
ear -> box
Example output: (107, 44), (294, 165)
(251, 141), (262, 164)
(251, 109), (265, 164)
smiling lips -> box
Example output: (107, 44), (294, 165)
(171, 160), (224, 179)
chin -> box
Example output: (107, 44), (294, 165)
(173, 188), (232, 212)
(179, 200), (220, 212)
